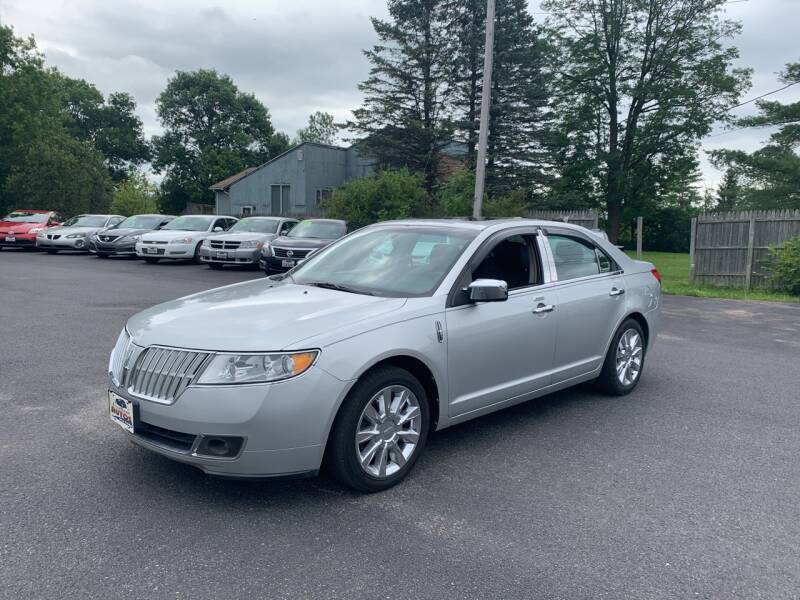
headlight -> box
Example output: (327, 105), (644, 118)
(196, 350), (318, 385)
(239, 240), (263, 249)
(66, 232), (86, 239)
(124, 234), (142, 243)
(202, 239), (211, 247)
(36, 230), (48, 237)
(29, 227), (45, 234)
(170, 236), (192, 244)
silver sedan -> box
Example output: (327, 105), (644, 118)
(107, 219), (661, 491)
(199, 217), (298, 268)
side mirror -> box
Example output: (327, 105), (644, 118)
(213, 226), (223, 232)
(467, 279), (508, 303)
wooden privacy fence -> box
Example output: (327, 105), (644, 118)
(527, 210), (599, 230)
(689, 210), (800, 289)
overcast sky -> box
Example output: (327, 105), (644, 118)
(1, 0), (798, 190)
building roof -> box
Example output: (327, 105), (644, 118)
(209, 142), (355, 192)
(209, 167), (260, 191)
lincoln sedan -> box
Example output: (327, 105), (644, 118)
(107, 219), (661, 492)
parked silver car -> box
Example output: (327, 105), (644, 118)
(135, 215), (238, 263)
(36, 214), (125, 253)
(108, 219), (661, 491)
(199, 217), (298, 269)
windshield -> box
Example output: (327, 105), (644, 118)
(229, 218), (279, 234)
(2, 212), (49, 223)
(291, 226), (477, 297)
(62, 215), (108, 227)
(114, 215), (167, 230)
(161, 216), (214, 231)
(288, 220), (346, 239)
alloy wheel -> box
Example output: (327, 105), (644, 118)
(355, 385), (422, 478)
(616, 329), (643, 386)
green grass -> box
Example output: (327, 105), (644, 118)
(626, 251), (799, 303)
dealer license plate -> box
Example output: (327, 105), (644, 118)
(215, 251), (228, 259)
(281, 259), (295, 268)
(4, 236), (15, 243)
(146, 247), (159, 254)
(109, 391), (134, 433)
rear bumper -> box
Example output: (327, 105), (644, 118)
(199, 246), (260, 265)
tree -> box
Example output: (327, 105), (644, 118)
(324, 168), (431, 228)
(110, 170), (160, 216)
(446, 0), (551, 196)
(711, 60), (800, 210)
(295, 111), (339, 145)
(4, 132), (112, 216)
(543, 0), (750, 242)
(152, 69), (288, 213)
(349, 0), (453, 192)
(58, 76), (150, 181)
(714, 168), (743, 211)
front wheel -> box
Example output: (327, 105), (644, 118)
(326, 366), (429, 492)
(597, 319), (646, 395)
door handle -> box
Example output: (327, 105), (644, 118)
(532, 303), (555, 314)
(609, 288), (625, 297)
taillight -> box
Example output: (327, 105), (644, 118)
(650, 268), (661, 284)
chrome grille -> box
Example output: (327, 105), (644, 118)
(142, 240), (168, 245)
(99, 234), (120, 242)
(210, 240), (242, 249)
(47, 234), (61, 240)
(127, 346), (210, 403)
(272, 246), (310, 259)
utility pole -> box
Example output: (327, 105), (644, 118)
(472, 0), (496, 219)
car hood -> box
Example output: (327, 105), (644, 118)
(207, 232), (277, 242)
(99, 228), (153, 238)
(270, 236), (338, 250)
(0, 221), (44, 234)
(141, 229), (208, 242)
(44, 226), (104, 236)
(126, 279), (407, 352)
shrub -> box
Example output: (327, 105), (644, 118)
(767, 236), (800, 295)
(110, 171), (160, 216)
(324, 168), (430, 229)
(437, 168), (475, 217)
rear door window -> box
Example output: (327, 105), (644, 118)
(547, 235), (611, 281)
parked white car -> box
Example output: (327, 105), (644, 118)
(135, 215), (238, 263)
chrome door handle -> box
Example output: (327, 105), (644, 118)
(609, 288), (625, 297)
(532, 303), (555, 314)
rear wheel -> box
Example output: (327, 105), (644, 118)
(597, 318), (646, 395)
(326, 366), (429, 492)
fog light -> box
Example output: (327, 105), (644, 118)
(195, 435), (244, 458)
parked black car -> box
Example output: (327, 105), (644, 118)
(88, 214), (176, 257)
(260, 219), (348, 275)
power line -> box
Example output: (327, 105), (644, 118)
(724, 80), (800, 112)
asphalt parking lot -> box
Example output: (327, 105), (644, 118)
(2, 249), (799, 600)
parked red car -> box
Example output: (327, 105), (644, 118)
(0, 210), (61, 250)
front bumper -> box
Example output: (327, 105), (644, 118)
(89, 240), (137, 256)
(199, 246), (260, 265)
(263, 255), (299, 273)
(36, 236), (88, 250)
(0, 233), (37, 248)
(136, 241), (194, 259)
(108, 366), (350, 477)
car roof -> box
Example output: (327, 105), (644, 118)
(10, 209), (53, 214)
(129, 214), (176, 218)
(374, 218), (592, 233)
(301, 218), (347, 223)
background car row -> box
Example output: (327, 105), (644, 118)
(1, 209), (349, 276)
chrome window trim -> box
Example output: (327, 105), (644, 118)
(539, 228), (624, 285)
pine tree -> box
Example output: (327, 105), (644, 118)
(350, 0), (453, 192)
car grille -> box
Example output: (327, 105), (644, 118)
(142, 240), (168, 245)
(126, 346), (211, 403)
(210, 240), (242, 250)
(99, 234), (120, 242)
(272, 246), (311, 259)
(46, 234), (61, 240)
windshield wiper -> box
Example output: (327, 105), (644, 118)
(303, 281), (375, 296)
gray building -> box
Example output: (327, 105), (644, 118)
(211, 142), (374, 218)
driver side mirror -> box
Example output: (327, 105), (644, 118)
(466, 279), (508, 303)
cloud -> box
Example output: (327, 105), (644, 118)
(2, 0), (798, 188)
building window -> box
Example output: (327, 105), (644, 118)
(241, 206), (254, 217)
(316, 188), (333, 207)
(270, 185), (291, 214)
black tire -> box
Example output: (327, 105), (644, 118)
(143, 257), (159, 264)
(326, 366), (430, 492)
(597, 318), (647, 396)
(46, 249), (58, 254)
(193, 242), (203, 264)
(208, 262), (224, 270)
